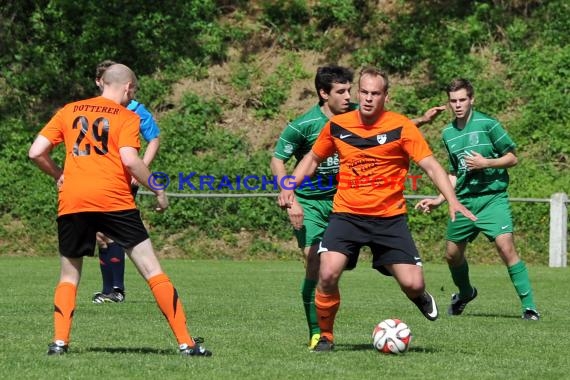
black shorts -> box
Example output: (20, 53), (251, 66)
(57, 209), (149, 258)
(320, 213), (422, 276)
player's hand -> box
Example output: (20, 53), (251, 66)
(448, 200), (477, 222)
(421, 105), (446, 125)
(131, 177), (139, 186)
(95, 232), (109, 249)
(464, 151), (487, 170)
(277, 189), (295, 210)
(56, 174), (64, 190)
(286, 199), (304, 230)
(414, 198), (441, 214)
(155, 190), (169, 212)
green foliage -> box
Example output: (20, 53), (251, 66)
(254, 54), (310, 119)
(0, 0), (225, 122)
(0, 0), (568, 260)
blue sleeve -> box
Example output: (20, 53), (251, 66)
(128, 100), (160, 142)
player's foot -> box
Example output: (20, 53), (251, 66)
(111, 288), (125, 302)
(522, 308), (540, 321)
(448, 287), (478, 316)
(414, 291), (439, 321)
(179, 343), (212, 357)
(47, 341), (68, 356)
(92, 289), (125, 304)
(312, 336), (334, 352)
(308, 333), (321, 350)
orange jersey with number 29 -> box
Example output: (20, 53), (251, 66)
(40, 96), (141, 216)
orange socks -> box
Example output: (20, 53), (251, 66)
(315, 288), (340, 342)
(53, 282), (77, 344)
(148, 274), (193, 346)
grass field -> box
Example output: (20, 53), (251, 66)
(1, 257), (569, 379)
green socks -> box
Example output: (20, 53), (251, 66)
(508, 260), (537, 311)
(449, 259), (475, 299)
(301, 278), (320, 337)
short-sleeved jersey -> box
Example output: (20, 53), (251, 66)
(312, 109), (432, 217)
(273, 103), (357, 199)
(127, 100), (160, 142)
(442, 110), (515, 199)
(40, 96), (141, 216)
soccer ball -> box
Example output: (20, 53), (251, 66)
(372, 318), (412, 354)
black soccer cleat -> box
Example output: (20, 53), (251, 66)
(92, 289), (125, 304)
(179, 343), (212, 357)
(522, 308), (540, 321)
(312, 336), (335, 352)
(414, 291), (439, 321)
(448, 287), (478, 316)
(47, 342), (68, 356)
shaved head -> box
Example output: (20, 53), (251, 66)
(101, 64), (137, 89)
(100, 64), (137, 106)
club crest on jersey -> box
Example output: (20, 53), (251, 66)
(284, 144), (294, 154)
(377, 134), (387, 145)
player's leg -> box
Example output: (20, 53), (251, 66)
(100, 209), (211, 356)
(495, 233), (539, 320)
(387, 263), (438, 321)
(483, 193), (539, 320)
(370, 214), (438, 321)
(314, 250), (347, 351)
(302, 244), (321, 348)
(295, 197), (330, 348)
(49, 256), (83, 355)
(126, 239), (211, 355)
(49, 213), (94, 355)
(445, 204), (478, 315)
(107, 241), (126, 298)
(93, 233), (114, 303)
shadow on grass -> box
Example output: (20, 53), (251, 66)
(335, 343), (439, 354)
(467, 312), (520, 319)
(84, 346), (173, 355)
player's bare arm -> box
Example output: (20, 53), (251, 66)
(28, 135), (63, 183)
(417, 156), (476, 222)
(271, 157), (305, 229)
(415, 173), (456, 213)
(120, 146), (168, 211)
(411, 105), (446, 127)
(277, 152), (321, 209)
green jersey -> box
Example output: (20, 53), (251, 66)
(273, 104), (356, 199)
(442, 110), (516, 199)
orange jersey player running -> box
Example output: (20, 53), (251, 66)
(28, 63), (211, 357)
(278, 66), (476, 352)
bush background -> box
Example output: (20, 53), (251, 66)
(1, 0), (568, 264)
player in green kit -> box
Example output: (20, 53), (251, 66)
(415, 78), (540, 321)
(271, 65), (355, 349)
(272, 65), (448, 349)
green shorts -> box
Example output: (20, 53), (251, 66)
(293, 196), (333, 248)
(446, 192), (513, 243)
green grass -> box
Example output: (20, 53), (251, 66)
(0, 258), (568, 379)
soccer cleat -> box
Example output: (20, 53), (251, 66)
(312, 336), (334, 352)
(92, 289), (125, 304)
(47, 341), (68, 356)
(308, 333), (321, 350)
(448, 287), (478, 316)
(522, 308), (540, 321)
(414, 291), (439, 321)
(179, 343), (212, 357)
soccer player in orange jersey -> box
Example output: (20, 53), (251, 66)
(29, 63), (211, 357)
(278, 67), (476, 352)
